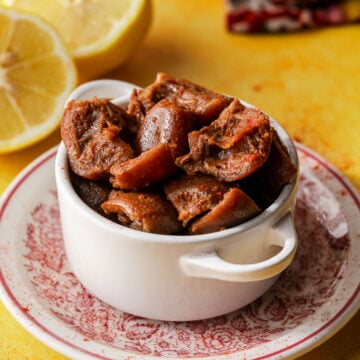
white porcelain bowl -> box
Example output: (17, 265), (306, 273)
(55, 80), (299, 321)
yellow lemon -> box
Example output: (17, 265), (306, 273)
(0, 0), (152, 81)
(0, 8), (77, 153)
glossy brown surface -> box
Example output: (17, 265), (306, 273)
(135, 99), (193, 158)
(61, 98), (135, 180)
(176, 99), (272, 182)
(189, 187), (261, 235)
(164, 174), (230, 226)
(62, 74), (295, 235)
(128, 72), (233, 127)
(101, 190), (182, 234)
(110, 142), (177, 191)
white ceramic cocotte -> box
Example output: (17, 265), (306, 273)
(55, 80), (299, 321)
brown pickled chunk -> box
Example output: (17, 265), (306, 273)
(240, 128), (297, 208)
(189, 188), (261, 235)
(110, 143), (177, 191)
(135, 99), (194, 157)
(61, 98), (135, 180)
(62, 73), (297, 235)
(70, 171), (112, 215)
(164, 174), (230, 226)
(128, 72), (233, 127)
(101, 190), (182, 234)
(176, 99), (272, 182)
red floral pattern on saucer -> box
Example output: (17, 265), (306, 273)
(21, 148), (350, 358)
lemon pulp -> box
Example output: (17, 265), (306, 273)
(0, 0), (152, 80)
(0, 8), (77, 153)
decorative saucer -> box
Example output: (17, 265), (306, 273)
(0, 143), (359, 360)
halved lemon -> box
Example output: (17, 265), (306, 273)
(0, 0), (152, 81)
(0, 8), (77, 153)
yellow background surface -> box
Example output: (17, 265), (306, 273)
(0, 1), (359, 359)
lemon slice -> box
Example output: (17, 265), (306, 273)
(0, 8), (77, 153)
(0, 0), (152, 80)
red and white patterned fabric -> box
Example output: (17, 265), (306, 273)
(225, 0), (360, 32)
